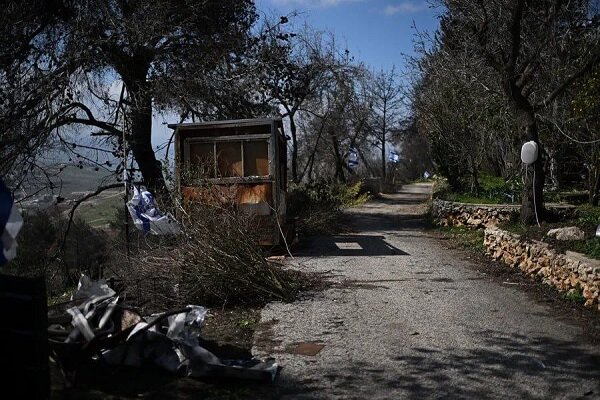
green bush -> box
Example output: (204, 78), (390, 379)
(576, 204), (600, 227)
(441, 173), (522, 204)
(5, 210), (109, 292)
(288, 180), (370, 235)
(8, 211), (58, 277)
(565, 285), (585, 304)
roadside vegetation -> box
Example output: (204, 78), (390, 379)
(6, 179), (373, 311)
(288, 180), (371, 236)
(411, 1), (600, 224)
(437, 225), (486, 254)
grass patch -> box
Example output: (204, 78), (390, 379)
(437, 225), (485, 253)
(576, 204), (600, 228)
(200, 308), (261, 356)
(565, 286), (586, 304)
(438, 174), (521, 205)
(74, 190), (124, 227)
(500, 216), (600, 261)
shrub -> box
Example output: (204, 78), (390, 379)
(440, 174), (522, 204)
(287, 180), (370, 235)
(576, 204), (600, 228)
(112, 199), (320, 310)
(5, 210), (110, 294)
(8, 211), (58, 277)
(565, 286), (585, 304)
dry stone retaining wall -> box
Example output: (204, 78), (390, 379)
(432, 199), (577, 228)
(484, 227), (600, 311)
(432, 199), (518, 228)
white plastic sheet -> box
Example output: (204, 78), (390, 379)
(126, 186), (180, 235)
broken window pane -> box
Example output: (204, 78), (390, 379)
(188, 142), (215, 178)
(217, 141), (242, 177)
(244, 141), (269, 177)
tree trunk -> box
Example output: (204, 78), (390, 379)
(289, 114), (299, 183)
(122, 66), (167, 197)
(381, 139), (386, 180)
(548, 148), (559, 190)
(381, 106), (387, 180)
(329, 127), (345, 182)
(517, 108), (545, 224)
(503, 76), (545, 224)
(470, 157), (480, 196)
(589, 164), (600, 206)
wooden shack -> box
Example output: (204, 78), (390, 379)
(169, 118), (291, 246)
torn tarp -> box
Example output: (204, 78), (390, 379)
(49, 275), (278, 382)
(101, 306), (278, 382)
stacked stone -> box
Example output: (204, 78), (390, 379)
(484, 227), (600, 311)
(432, 199), (577, 229)
(432, 199), (517, 228)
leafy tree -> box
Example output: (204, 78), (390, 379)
(441, 0), (600, 222)
(1, 0), (257, 195)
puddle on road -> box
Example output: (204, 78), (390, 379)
(286, 342), (325, 356)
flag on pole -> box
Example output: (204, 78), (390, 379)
(0, 180), (23, 265)
(127, 186), (180, 235)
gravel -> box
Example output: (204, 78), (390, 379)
(253, 183), (600, 400)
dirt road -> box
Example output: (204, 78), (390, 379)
(254, 183), (600, 399)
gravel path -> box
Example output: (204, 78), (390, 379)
(253, 183), (600, 399)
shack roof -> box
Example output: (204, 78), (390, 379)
(168, 118), (283, 131)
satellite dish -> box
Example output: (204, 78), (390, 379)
(521, 141), (538, 164)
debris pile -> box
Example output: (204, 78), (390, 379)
(48, 275), (278, 382)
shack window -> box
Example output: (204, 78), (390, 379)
(217, 142), (242, 177)
(189, 142), (215, 178)
(243, 141), (269, 177)
(186, 139), (270, 179)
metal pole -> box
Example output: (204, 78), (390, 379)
(122, 110), (131, 259)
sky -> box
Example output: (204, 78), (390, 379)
(255, 0), (442, 71)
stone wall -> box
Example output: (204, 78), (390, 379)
(432, 199), (577, 229)
(432, 199), (518, 228)
(484, 227), (600, 311)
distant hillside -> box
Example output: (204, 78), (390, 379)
(15, 164), (118, 201)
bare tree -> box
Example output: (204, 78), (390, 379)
(367, 67), (404, 180)
(258, 25), (338, 183)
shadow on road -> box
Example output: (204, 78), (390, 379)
(278, 331), (600, 399)
(294, 234), (409, 257)
(343, 211), (430, 232)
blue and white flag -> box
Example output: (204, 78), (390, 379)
(388, 151), (400, 163)
(127, 186), (180, 235)
(0, 180), (23, 265)
(348, 148), (359, 168)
